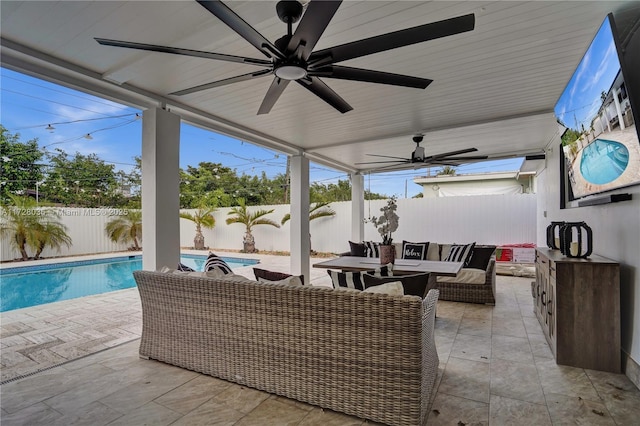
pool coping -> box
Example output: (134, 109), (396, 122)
(0, 250), (259, 274)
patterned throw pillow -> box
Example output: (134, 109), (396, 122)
(327, 264), (393, 290)
(364, 241), (380, 258)
(204, 252), (233, 274)
(443, 243), (476, 266)
(402, 241), (429, 260)
(253, 267), (305, 285)
(177, 262), (195, 272)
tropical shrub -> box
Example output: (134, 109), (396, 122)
(0, 194), (71, 260)
(281, 201), (336, 253)
(105, 210), (142, 250)
(180, 206), (216, 250)
(226, 198), (279, 253)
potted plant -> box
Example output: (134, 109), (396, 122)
(368, 197), (399, 264)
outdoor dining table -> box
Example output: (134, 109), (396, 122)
(313, 256), (463, 277)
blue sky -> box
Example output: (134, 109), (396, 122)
(1, 67), (523, 198)
(554, 17), (620, 132)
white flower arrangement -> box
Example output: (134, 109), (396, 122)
(368, 196), (399, 245)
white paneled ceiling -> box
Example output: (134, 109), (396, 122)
(2, 1), (638, 172)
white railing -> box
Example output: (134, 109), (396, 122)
(2, 194), (536, 261)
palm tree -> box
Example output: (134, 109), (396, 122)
(437, 165), (457, 176)
(0, 194), (71, 261)
(180, 206), (216, 250)
(33, 221), (72, 259)
(105, 210), (142, 250)
(281, 201), (336, 254)
(225, 198), (279, 253)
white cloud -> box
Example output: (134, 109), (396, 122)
(583, 41), (617, 93)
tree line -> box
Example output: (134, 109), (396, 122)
(1, 126), (387, 208)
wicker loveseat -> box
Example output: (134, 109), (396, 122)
(133, 271), (440, 426)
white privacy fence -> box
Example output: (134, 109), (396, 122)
(1, 208), (131, 262)
(2, 194), (536, 261)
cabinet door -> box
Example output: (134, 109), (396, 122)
(536, 259), (549, 320)
(547, 275), (557, 355)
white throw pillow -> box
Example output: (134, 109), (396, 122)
(258, 276), (303, 286)
(204, 268), (227, 278)
(363, 281), (404, 296)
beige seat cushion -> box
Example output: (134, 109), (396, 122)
(437, 268), (486, 285)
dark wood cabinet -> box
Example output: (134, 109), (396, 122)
(534, 248), (620, 373)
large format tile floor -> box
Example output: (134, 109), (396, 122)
(2, 253), (640, 425)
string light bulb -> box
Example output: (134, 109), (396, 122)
(84, 133), (93, 140)
(45, 124), (55, 131)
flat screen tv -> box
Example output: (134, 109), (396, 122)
(555, 13), (640, 203)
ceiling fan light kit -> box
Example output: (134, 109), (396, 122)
(95, 0), (475, 115)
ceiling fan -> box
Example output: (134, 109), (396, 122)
(95, 0), (475, 115)
(356, 135), (489, 170)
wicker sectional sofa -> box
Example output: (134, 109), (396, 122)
(133, 271), (440, 426)
(344, 242), (496, 305)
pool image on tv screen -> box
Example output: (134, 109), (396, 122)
(555, 15), (640, 200)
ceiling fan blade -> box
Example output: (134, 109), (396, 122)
(296, 77), (353, 113)
(355, 160), (410, 165)
(369, 163), (414, 171)
(366, 153), (411, 160)
(286, 0), (342, 60)
(308, 13), (475, 67)
(427, 147), (479, 160)
(426, 161), (461, 166)
(196, 0), (285, 59)
(94, 38), (271, 66)
(309, 65), (432, 89)
(435, 155), (488, 161)
(258, 77), (291, 115)
(170, 69), (272, 96)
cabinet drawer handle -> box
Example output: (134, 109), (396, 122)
(547, 300), (553, 316)
(541, 291), (546, 306)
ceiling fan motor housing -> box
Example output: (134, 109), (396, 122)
(412, 146), (426, 162)
(276, 1), (303, 24)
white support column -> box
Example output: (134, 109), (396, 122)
(351, 172), (365, 242)
(290, 154), (310, 282)
(613, 88), (626, 130)
(141, 108), (181, 271)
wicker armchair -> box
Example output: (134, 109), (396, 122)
(134, 271), (439, 426)
(435, 258), (496, 304)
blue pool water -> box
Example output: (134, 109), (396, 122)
(580, 139), (629, 185)
(0, 255), (258, 312)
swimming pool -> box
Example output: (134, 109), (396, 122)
(580, 139), (629, 185)
(0, 255), (258, 312)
